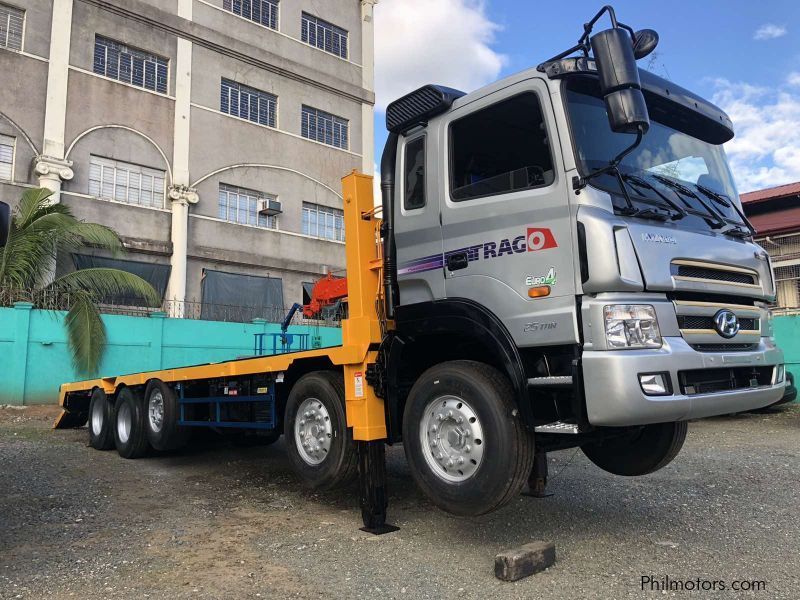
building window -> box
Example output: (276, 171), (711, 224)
(301, 106), (348, 150)
(93, 35), (168, 94)
(449, 92), (555, 202)
(218, 183), (278, 229)
(301, 12), (348, 59)
(302, 202), (344, 241)
(0, 3), (24, 51)
(220, 79), (277, 128)
(222, 0), (278, 30)
(0, 134), (14, 181)
(89, 156), (166, 208)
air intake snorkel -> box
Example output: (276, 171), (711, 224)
(380, 132), (399, 319)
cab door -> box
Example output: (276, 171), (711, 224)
(438, 78), (578, 347)
(394, 129), (446, 304)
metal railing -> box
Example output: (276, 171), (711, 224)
(0, 287), (342, 327)
(757, 234), (800, 314)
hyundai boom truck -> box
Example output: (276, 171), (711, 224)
(54, 7), (786, 533)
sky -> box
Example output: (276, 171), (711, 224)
(372, 0), (800, 193)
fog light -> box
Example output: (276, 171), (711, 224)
(775, 364), (785, 384)
(639, 372), (671, 395)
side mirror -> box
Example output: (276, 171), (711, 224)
(590, 27), (650, 134)
(0, 201), (9, 247)
(633, 29), (659, 60)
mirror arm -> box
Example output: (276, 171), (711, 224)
(573, 125), (645, 193)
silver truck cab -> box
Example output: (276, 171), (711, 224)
(387, 61), (785, 432)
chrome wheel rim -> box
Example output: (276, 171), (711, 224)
(148, 390), (165, 433)
(294, 397), (333, 466)
(117, 402), (132, 444)
(420, 395), (485, 482)
(91, 397), (104, 436)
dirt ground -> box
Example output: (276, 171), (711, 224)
(1, 404), (798, 599)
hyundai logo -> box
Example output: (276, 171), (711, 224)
(713, 309), (740, 339)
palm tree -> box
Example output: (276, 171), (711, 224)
(0, 188), (160, 375)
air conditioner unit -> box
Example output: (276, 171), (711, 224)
(258, 198), (282, 216)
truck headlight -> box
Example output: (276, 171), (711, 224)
(604, 305), (662, 349)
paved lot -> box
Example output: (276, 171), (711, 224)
(1, 404), (798, 599)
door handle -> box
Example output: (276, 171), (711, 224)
(446, 251), (469, 272)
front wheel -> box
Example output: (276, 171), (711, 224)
(402, 360), (534, 516)
(581, 421), (688, 476)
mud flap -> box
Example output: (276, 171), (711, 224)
(53, 408), (89, 429)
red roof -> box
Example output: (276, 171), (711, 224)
(741, 181), (800, 205)
(748, 206), (800, 236)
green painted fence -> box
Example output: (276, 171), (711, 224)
(773, 315), (800, 380)
(0, 303), (342, 405)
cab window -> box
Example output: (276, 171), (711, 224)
(450, 92), (554, 202)
(404, 136), (426, 210)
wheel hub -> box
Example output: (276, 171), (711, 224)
(294, 397), (333, 465)
(91, 397), (104, 436)
(117, 402), (132, 444)
(421, 396), (484, 482)
(148, 390), (165, 433)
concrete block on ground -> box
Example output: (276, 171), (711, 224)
(495, 540), (556, 582)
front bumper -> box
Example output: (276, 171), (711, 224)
(582, 337), (785, 426)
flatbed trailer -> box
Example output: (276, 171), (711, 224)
(56, 173), (398, 532)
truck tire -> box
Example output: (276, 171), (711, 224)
(402, 360), (534, 516)
(284, 371), (357, 490)
(88, 388), (115, 450)
(113, 387), (150, 459)
(581, 421), (687, 476)
(143, 379), (189, 452)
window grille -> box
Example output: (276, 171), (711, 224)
(222, 0), (279, 30)
(302, 202), (344, 241)
(218, 183), (278, 229)
(0, 3), (23, 51)
(301, 12), (348, 59)
(221, 78), (277, 128)
(93, 35), (168, 94)
(89, 156), (166, 208)
(0, 134), (14, 180)
(301, 105), (348, 150)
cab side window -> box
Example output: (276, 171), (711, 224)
(450, 92), (554, 202)
(404, 136), (426, 210)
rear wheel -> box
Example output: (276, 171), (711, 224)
(113, 387), (150, 459)
(143, 379), (189, 452)
(284, 371), (356, 490)
(581, 421), (688, 476)
(402, 360), (534, 516)
(88, 388), (114, 450)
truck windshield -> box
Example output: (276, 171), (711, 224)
(565, 77), (746, 229)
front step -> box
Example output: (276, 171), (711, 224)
(534, 421), (580, 434)
(527, 376), (573, 388)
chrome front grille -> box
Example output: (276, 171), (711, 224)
(677, 315), (759, 331)
(674, 300), (762, 348)
(671, 260), (759, 288)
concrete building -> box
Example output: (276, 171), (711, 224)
(0, 0), (376, 318)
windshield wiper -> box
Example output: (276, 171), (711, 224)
(620, 173), (687, 220)
(694, 183), (756, 238)
(648, 174), (728, 230)
(609, 169), (671, 221)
